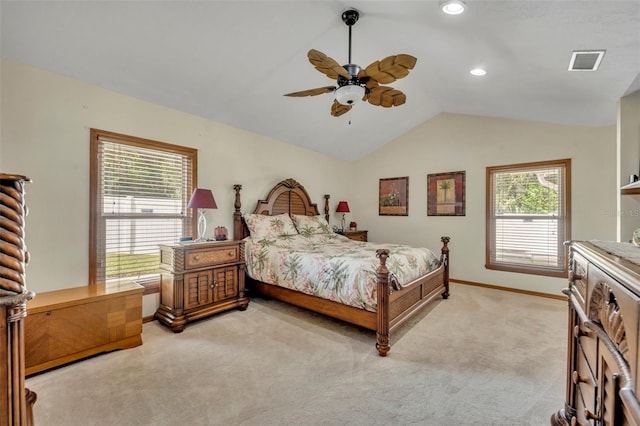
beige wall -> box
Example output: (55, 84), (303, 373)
(1, 59), (620, 309)
(618, 90), (640, 241)
(351, 113), (617, 296)
(0, 60), (350, 315)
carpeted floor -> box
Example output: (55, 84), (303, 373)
(26, 283), (567, 426)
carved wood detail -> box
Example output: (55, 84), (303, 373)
(0, 175), (30, 295)
(0, 173), (35, 425)
(569, 252), (587, 302)
(589, 281), (629, 360)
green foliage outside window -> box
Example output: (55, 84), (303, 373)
(495, 171), (558, 214)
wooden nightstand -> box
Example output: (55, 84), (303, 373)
(343, 230), (368, 242)
(156, 240), (249, 332)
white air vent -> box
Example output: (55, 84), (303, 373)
(568, 50), (605, 71)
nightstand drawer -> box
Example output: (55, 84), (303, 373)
(343, 230), (368, 242)
(185, 246), (239, 269)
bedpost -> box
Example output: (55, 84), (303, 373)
(441, 236), (450, 299)
(233, 184), (243, 241)
(375, 249), (391, 357)
(324, 194), (330, 223)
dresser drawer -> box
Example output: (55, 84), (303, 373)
(574, 324), (597, 376)
(575, 343), (597, 413)
(185, 245), (239, 269)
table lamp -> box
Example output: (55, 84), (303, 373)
(187, 188), (217, 241)
(336, 201), (350, 231)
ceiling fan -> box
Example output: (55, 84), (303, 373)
(284, 9), (417, 118)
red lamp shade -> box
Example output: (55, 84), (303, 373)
(336, 201), (350, 213)
(187, 188), (217, 209)
(187, 188), (217, 242)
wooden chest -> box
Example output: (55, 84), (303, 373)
(25, 281), (143, 375)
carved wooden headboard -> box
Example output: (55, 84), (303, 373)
(233, 178), (330, 240)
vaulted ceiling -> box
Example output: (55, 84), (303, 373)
(2, 1), (639, 160)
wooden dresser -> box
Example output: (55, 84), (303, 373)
(343, 230), (368, 242)
(552, 241), (640, 425)
(156, 240), (249, 332)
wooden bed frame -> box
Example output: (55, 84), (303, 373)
(232, 178), (450, 356)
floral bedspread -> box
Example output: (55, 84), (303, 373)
(244, 233), (441, 312)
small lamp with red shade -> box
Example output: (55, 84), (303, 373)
(336, 201), (350, 232)
(187, 188), (217, 242)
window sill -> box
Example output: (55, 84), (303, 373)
(485, 264), (567, 278)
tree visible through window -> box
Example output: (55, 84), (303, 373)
(89, 129), (197, 292)
(486, 159), (571, 277)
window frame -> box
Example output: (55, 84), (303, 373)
(485, 158), (571, 278)
(89, 129), (197, 293)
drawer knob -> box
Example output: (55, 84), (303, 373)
(572, 370), (590, 385)
(227, 251), (234, 257)
(193, 255), (200, 261)
(573, 325), (591, 338)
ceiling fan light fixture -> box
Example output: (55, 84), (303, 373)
(440, 0), (466, 15)
(335, 85), (365, 106)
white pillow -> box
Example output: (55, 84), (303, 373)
(245, 213), (298, 239)
(291, 214), (332, 236)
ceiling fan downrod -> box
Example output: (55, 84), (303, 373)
(342, 9), (359, 68)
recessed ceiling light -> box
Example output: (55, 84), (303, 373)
(470, 68), (487, 76)
(440, 0), (466, 15)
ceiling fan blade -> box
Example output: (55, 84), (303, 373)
(284, 86), (336, 97)
(358, 54), (417, 85)
(365, 79), (379, 90)
(331, 100), (352, 117)
(367, 86), (407, 108)
(308, 49), (352, 80)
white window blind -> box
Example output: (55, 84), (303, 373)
(487, 159), (570, 277)
(90, 130), (196, 288)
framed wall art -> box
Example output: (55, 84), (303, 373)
(427, 171), (465, 216)
(379, 176), (409, 216)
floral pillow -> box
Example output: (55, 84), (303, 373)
(245, 213), (298, 239)
(291, 214), (332, 236)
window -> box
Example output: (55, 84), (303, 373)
(486, 159), (571, 277)
(89, 129), (197, 293)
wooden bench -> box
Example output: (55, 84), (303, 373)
(24, 281), (143, 375)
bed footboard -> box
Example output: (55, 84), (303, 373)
(375, 236), (450, 357)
